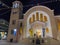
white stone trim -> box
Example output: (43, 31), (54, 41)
(24, 5), (52, 15)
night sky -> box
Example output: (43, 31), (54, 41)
(0, 0), (60, 22)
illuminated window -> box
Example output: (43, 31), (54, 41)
(19, 23), (23, 34)
(29, 28), (33, 37)
(40, 13), (43, 22)
(19, 22), (23, 34)
(31, 16), (34, 23)
(13, 29), (17, 36)
(29, 17), (33, 24)
(32, 14), (35, 22)
(20, 27), (22, 34)
(58, 22), (60, 32)
(29, 18), (31, 24)
(44, 16), (47, 22)
(46, 27), (49, 33)
(36, 12), (39, 21)
(13, 3), (19, 8)
(11, 29), (17, 36)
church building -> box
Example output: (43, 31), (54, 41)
(7, 1), (60, 42)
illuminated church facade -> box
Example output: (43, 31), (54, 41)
(7, 1), (60, 42)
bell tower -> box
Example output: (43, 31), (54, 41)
(7, 1), (23, 42)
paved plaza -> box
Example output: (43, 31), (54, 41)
(0, 40), (27, 45)
(0, 38), (60, 45)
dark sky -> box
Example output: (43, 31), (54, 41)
(0, 0), (60, 22)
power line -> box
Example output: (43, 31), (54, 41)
(0, 0), (59, 15)
(0, 0), (58, 8)
(0, 1), (10, 8)
(23, 0), (58, 7)
(0, 9), (10, 16)
(0, 0), (59, 9)
(0, 7), (11, 10)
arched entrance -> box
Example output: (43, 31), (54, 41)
(29, 21), (45, 38)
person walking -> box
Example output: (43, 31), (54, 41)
(36, 38), (41, 45)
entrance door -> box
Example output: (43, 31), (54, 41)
(36, 30), (41, 38)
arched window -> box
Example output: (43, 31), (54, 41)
(13, 3), (19, 8)
(44, 16), (47, 22)
(57, 21), (60, 32)
(40, 13), (43, 22)
(46, 27), (49, 33)
(29, 17), (33, 24)
(29, 18), (31, 24)
(32, 14), (35, 22)
(29, 28), (33, 37)
(36, 12), (39, 21)
(20, 27), (23, 34)
(19, 22), (23, 34)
